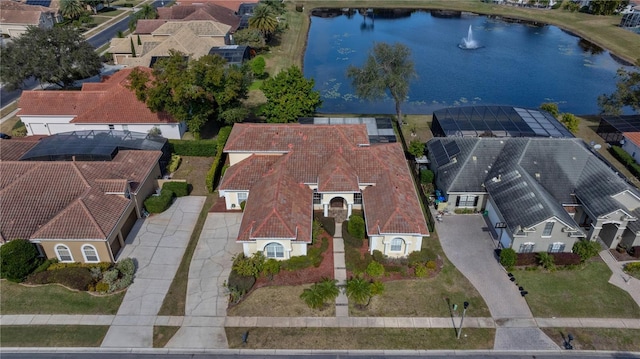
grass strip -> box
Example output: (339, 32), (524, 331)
(514, 260), (640, 318)
(158, 194), (216, 316)
(226, 327), (494, 349)
(153, 326), (180, 348)
(0, 325), (108, 347)
(0, 280), (124, 315)
(541, 327), (640, 352)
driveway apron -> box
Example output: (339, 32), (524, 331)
(434, 211), (558, 350)
(166, 212), (243, 349)
(100, 196), (206, 348)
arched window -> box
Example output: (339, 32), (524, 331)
(264, 242), (284, 259)
(82, 244), (100, 263)
(55, 244), (74, 262)
(390, 238), (404, 252)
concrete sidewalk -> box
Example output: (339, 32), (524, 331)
(600, 249), (640, 307)
(100, 196), (206, 348)
(333, 222), (349, 317)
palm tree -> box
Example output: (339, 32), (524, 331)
(59, 0), (85, 20)
(345, 277), (371, 309)
(316, 277), (340, 303)
(137, 3), (158, 20)
(249, 4), (278, 39)
(300, 285), (324, 310)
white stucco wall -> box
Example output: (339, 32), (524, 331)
(241, 238), (307, 260)
(622, 137), (640, 163)
(220, 191), (249, 210)
(369, 234), (422, 258)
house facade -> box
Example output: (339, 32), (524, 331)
(0, 0), (60, 39)
(219, 123), (429, 260)
(0, 140), (162, 263)
(17, 68), (187, 139)
(622, 133), (640, 163)
(428, 137), (640, 252)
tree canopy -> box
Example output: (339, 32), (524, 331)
(59, 0), (86, 20)
(539, 102), (559, 118)
(560, 113), (579, 133)
(598, 68), (640, 115)
(249, 4), (278, 38)
(347, 42), (416, 124)
(233, 28), (266, 51)
(0, 27), (101, 90)
(260, 66), (322, 123)
(126, 51), (250, 138)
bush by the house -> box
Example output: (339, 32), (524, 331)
(420, 169), (434, 184)
(262, 258), (281, 279)
(166, 154), (181, 173)
(0, 239), (42, 282)
(281, 237), (329, 271)
(610, 145), (640, 178)
(372, 250), (385, 263)
(572, 240), (601, 262)
(227, 269), (256, 293)
(342, 221), (363, 248)
(515, 253), (538, 266)
(537, 252), (556, 270)
(499, 248), (517, 269)
(206, 126), (233, 192)
(99, 257), (136, 293)
(314, 214), (335, 236)
(162, 181), (189, 197)
(144, 189), (175, 213)
(231, 252), (264, 277)
(624, 262), (640, 279)
(12, 120), (27, 137)
(32, 258), (58, 275)
(407, 248), (435, 267)
(348, 214), (366, 239)
(47, 261), (111, 272)
(414, 264), (427, 277)
(168, 139), (217, 156)
(366, 261), (385, 278)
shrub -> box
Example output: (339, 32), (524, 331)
(315, 215), (335, 236)
(300, 285), (325, 309)
(162, 181), (189, 197)
(499, 248), (517, 269)
(420, 169), (434, 184)
(347, 215), (366, 240)
(572, 240), (601, 262)
(0, 239), (42, 282)
(102, 269), (119, 287)
(282, 255), (313, 271)
(414, 264), (427, 277)
(12, 120), (27, 137)
(32, 258), (57, 275)
(372, 250), (385, 263)
(144, 189), (175, 213)
(168, 140), (216, 156)
(166, 154), (181, 173)
(232, 253), (264, 277)
(624, 262), (640, 279)
(537, 252), (556, 270)
(90, 267), (103, 281)
(425, 260), (437, 271)
(116, 257), (135, 277)
(206, 126), (233, 193)
(250, 56), (266, 77)
(262, 258), (280, 279)
(366, 261), (385, 278)
(408, 248), (434, 267)
(342, 221), (363, 248)
(227, 269), (256, 293)
(95, 282), (110, 293)
(240, 200), (246, 211)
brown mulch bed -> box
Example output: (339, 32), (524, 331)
(609, 249), (637, 262)
(209, 196), (242, 213)
(253, 233), (335, 289)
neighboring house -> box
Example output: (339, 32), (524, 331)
(17, 68), (187, 139)
(597, 114), (640, 145)
(218, 123), (429, 260)
(622, 132), (640, 163)
(207, 45), (252, 66)
(176, 0), (259, 12)
(0, 138), (162, 263)
(0, 0), (60, 38)
(427, 136), (640, 253)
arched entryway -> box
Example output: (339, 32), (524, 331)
(328, 196), (348, 222)
(330, 197), (345, 208)
(599, 222), (621, 248)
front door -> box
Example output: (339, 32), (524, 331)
(330, 197), (344, 208)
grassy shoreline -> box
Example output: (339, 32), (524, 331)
(286, 0), (639, 68)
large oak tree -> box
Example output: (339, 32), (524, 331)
(0, 26), (101, 90)
(127, 51), (250, 138)
(598, 68), (640, 115)
(260, 66), (322, 123)
(347, 42), (416, 125)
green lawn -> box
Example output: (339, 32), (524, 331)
(0, 280), (124, 315)
(514, 260), (640, 318)
(226, 327), (494, 349)
(541, 328), (640, 351)
(1, 326), (108, 347)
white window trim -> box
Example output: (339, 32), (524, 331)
(265, 242), (284, 258)
(550, 242), (565, 253)
(542, 222), (554, 237)
(81, 244), (100, 263)
(237, 192), (248, 205)
(55, 244), (74, 262)
(390, 238), (404, 252)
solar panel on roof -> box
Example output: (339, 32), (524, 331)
(26, 0), (51, 6)
(431, 141), (450, 167)
(444, 141), (460, 158)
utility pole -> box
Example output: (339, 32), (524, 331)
(457, 301), (469, 339)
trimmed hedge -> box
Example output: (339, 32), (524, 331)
(206, 126), (233, 192)
(610, 145), (640, 178)
(162, 181), (189, 197)
(144, 189), (175, 213)
(347, 214), (366, 240)
(314, 214), (336, 236)
(168, 139), (216, 157)
(342, 221), (363, 248)
(516, 252), (582, 266)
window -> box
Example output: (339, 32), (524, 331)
(108, 124), (115, 130)
(354, 192), (362, 205)
(122, 125), (129, 131)
(313, 189), (321, 204)
(390, 238), (404, 252)
(237, 192), (248, 204)
(55, 244), (74, 262)
(82, 244), (100, 263)
(456, 195), (478, 207)
(542, 222), (554, 237)
(519, 242), (535, 253)
(548, 242), (565, 253)
(265, 242), (284, 258)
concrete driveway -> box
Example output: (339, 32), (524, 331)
(434, 211), (558, 350)
(166, 212), (243, 349)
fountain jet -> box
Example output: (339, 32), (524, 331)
(459, 25), (480, 49)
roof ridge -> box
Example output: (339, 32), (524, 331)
(79, 194), (108, 238)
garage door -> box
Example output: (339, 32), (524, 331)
(120, 207), (139, 242)
(29, 123), (49, 135)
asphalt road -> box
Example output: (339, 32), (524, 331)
(0, 0), (168, 108)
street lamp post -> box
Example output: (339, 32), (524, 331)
(457, 301), (469, 339)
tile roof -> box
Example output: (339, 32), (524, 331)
(624, 132), (640, 147)
(223, 123), (429, 241)
(157, 3), (240, 29)
(177, 0), (258, 12)
(0, 1), (54, 24)
(17, 68), (177, 124)
(0, 150), (161, 241)
(135, 19), (169, 34)
(0, 139), (39, 161)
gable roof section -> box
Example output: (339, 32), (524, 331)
(237, 158), (312, 242)
(0, 1), (53, 24)
(317, 152), (359, 192)
(18, 68), (176, 124)
(0, 150), (160, 241)
(219, 154), (280, 190)
(135, 19), (168, 34)
(158, 3), (239, 29)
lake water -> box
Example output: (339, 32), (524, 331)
(303, 9), (635, 115)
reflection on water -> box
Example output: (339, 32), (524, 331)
(304, 9), (636, 115)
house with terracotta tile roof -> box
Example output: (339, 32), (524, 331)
(219, 123), (429, 259)
(0, 0), (60, 39)
(17, 68), (187, 139)
(0, 141), (162, 263)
